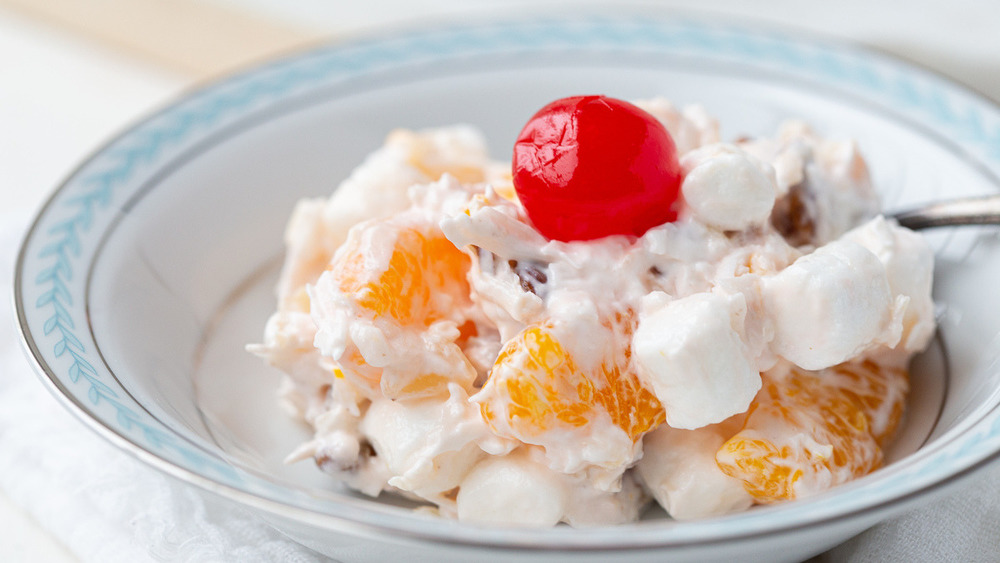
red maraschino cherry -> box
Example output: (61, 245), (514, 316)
(512, 95), (683, 241)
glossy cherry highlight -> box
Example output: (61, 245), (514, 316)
(512, 95), (683, 241)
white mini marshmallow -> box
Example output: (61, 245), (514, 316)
(763, 238), (904, 370)
(680, 144), (777, 231)
(634, 291), (761, 430)
(456, 451), (567, 526)
(637, 424), (753, 519)
(842, 216), (936, 351)
(361, 388), (486, 498)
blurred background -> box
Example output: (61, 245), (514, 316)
(3, 0), (999, 214)
(1, 0), (998, 561)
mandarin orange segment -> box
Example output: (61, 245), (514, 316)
(408, 159), (486, 185)
(478, 320), (664, 446)
(331, 225), (471, 326)
(323, 218), (476, 400)
(823, 359), (908, 446)
(404, 144), (486, 185)
(394, 373), (452, 397)
(716, 358), (908, 503)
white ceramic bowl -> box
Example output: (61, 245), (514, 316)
(15, 15), (1000, 563)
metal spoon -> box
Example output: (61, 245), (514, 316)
(893, 194), (1000, 230)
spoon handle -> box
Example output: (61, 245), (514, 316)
(893, 194), (1000, 230)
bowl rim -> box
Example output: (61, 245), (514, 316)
(14, 10), (1000, 553)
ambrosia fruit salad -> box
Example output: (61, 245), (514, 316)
(249, 96), (935, 526)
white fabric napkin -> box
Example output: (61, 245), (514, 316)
(0, 211), (328, 563)
(820, 467), (1000, 561)
(2, 207), (999, 562)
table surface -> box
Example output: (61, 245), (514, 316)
(2, 1), (999, 561)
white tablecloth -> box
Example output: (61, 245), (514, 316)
(0, 214), (325, 562)
(3, 1), (1000, 561)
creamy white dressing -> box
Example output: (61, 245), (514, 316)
(250, 100), (936, 525)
